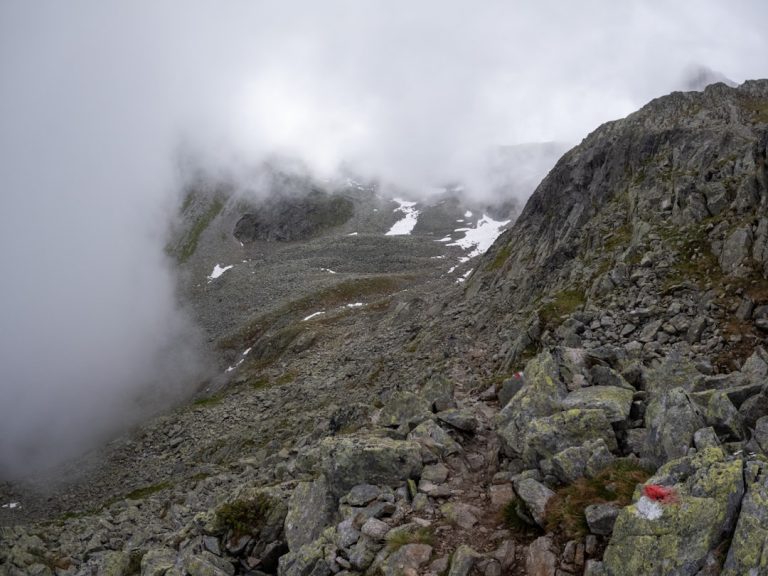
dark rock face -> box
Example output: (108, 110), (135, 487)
(234, 190), (353, 243)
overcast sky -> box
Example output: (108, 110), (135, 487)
(1, 0), (766, 476)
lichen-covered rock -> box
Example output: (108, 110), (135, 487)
(440, 502), (480, 529)
(379, 391), (431, 429)
(585, 503), (620, 535)
(313, 436), (422, 497)
(278, 533), (334, 576)
(513, 478), (555, 527)
(97, 551), (131, 576)
(603, 447), (744, 576)
(407, 419), (461, 457)
(496, 350), (568, 457)
(705, 391), (745, 440)
(522, 409), (618, 465)
(421, 374), (456, 412)
(285, 476), (336, 551)
(642, 353), (701, 395)
(447, 544), (479, 576)
(379, 543), (432, 576)
(692, 427), (720, 451)
(436, 408), (478, 432)
(525, 535), (558, 576)
(348, 534), (383, 571)
(755, 416), (768, 454)
(183, 550), (235, 576)
(738, 392), (768, 429)
(550, 439), (616, 483)
(719, 226), (753, 276)
(498, 373), (525, 408)
(644, 388), (704, 466)
(561, 386), (633, 423)
(141, 547), (178, 576)
(722, 461), (768, 575)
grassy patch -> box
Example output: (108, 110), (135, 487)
(125, 481), (172, 501)
(603, 224), (632, 253)
(274, 371), (296, 386)
(660, 221), (723, 289)
(215, 495), (273, 538)
(386, 527), (435, 551)
(171, 196), (224, 263)
(502, 497), (541, 536)
(193, 393), (226, 407)
(742, 97), (768, 124)
(544, 460), (652, 538)
(538, 289), (586, 330)
(487, 244), (513, 271)
(221, 275), (411, 350)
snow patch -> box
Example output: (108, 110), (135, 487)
(1, 502), (20, 509)
(226, 359), (245, 372)
(346, 302), (364, 308)
(464, 210), (473, 218)
(303, 311), (326, 321)
(320, 268), (337, 274)
(242, 347), (252, 356)
(207, 264), (233, 282)
(435, 236), (452, 243)
(456, 269), (474, 283)
(347, 232), (359, 236)
(635, 496), (663, 520)
(447, 214), (510, 258)
(385, 198), (420, 236)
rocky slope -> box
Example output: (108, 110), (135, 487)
(3, 81), (768, 576)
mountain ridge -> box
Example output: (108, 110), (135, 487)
(3, 80), (768, 576)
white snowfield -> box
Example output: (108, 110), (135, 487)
(448, 214), (510, 259)
(385, 198), (420, 236)
(207, 263), (233, 281)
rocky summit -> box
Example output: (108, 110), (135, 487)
(3, 80), (768, 576)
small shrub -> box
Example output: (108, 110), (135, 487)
(193, 393), (225, 407)
(215, 495), (272, 538)
(538, 289), (586, 330)
(488, 244), (512, 271)
(386, 527), (434, 551)
(544, 460), (652, 538)
(124, 481), (172, 501)
(502, 497), (540, 536)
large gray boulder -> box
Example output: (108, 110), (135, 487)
(379, 391), (431, 429)
(644, 388), (704, 466)
(277, 532), (334, 576)
(421, 374), (456, 412)
(313, 436), (422, 497)
(550, 438), (616, 483)
(719, 226), (753, 276)
(514, 478), (555, 527)
(496, 350), (569, 457)
(284, 476), (336, 551)
(722, 461), (768, 575)
(407, 419), (461, 457)
(603, 447), (744, 576)
(522, 409), (618, 465)
(561, 385), (633, 423)
(379, 543), (432, 576)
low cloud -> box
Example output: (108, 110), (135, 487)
(1, 0), (766, 475)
